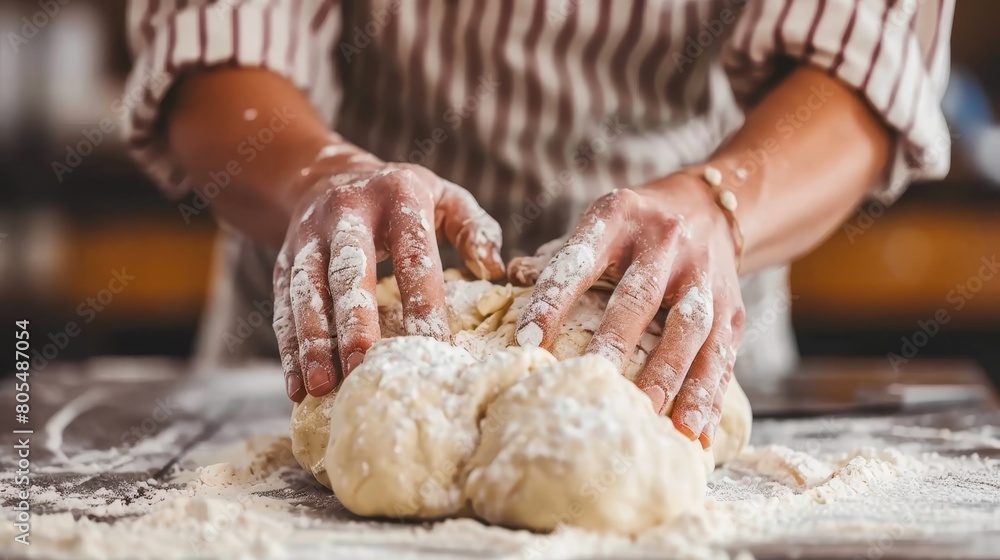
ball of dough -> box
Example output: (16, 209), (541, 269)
(322, 337), (557, 519)
(290, 273), (754, 533)
(290, 392), (338, 488)
(324, 337), (476, 518)
(712, 376), (752, 466)
(464, 354), (710, 534)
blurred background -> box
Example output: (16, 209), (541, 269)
(1, 1), (998, 385)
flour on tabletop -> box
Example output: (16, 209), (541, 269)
(6, 409), (1000, 559)
(7, 279), (1000, 559)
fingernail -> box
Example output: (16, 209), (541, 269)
(674, 421), (699, 441)
(286, 375), (305, 401)
(644, 386), (665, 414)
(306, 364), (332, 394)
(515, 322), (543, 347)
(345, 351), (365, 374)
(699, 427), (714, 449)
(678, 409), (706, 441)
(700, 413), (720, 448)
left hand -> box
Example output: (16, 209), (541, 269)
(509, 172), (745, 448)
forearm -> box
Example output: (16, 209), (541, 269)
(166, 68), (375, 248)
(703, 66), (892, 274)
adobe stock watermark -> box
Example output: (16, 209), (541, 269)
(545, 0), (582, 27)
(511, 115), (630, 233)
(222, 299), (274, 353)
(673, 0), (749, 72)
(27, 268), (136, 372)
(387, 398), (512, 520)
(339, 1), (403, 62)
(178, 106), (297, 223)
(740, 291), (799, 348)
(6, 0), (72, 54)
(119, 397), (180, 447)
(52, 68), (171, 183)
(725, 82), (836, 188)
(852, 509), (919, 560)
(393, 74), (499, 165)
(518, 451), (635, 559)
(843, 130), (956, 244)
(888, 254), (998, 372)
(884, 0), (927, 34)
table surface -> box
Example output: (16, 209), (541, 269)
(1, 356), (998, 559)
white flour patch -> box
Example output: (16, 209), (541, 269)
(5, 403), (1000, 560)
(515, 321), (543, 347)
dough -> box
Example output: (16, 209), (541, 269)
(324, 340), (557, 518)
(289, 272), (753, 532)
(464, 354), (711, 533)
(289, 392), (337, 488)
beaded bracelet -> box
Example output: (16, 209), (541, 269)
(701, 165), (746, 274)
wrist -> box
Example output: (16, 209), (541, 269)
(283, 136), (385, 218)
(647, 168), (742, 271)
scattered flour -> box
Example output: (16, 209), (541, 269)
(5, 275), (1000, 558)
(5, 417), (1000, 559)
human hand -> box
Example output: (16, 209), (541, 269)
(273, 157), (505, 401)
(510, 174), (745, 447)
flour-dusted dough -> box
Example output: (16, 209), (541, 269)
(289, 392), (337, 488)
(465, 354), (711, 533)
(323, 337), (477, 518)
(289, 272), (753, 532)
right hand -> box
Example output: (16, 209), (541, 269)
(273, 159), (505, 402)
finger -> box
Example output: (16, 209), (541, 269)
(435, 179), (505, 280)
(699, 347), (736, 448)
(672, 315), (732, 442)
(328, 212), (381, 377)
(290, 234), (339, 397)
(585, 246), (675, 372)
(634, 279), (714, 419)
(380, 170), (451, 341)
(508, 236), (566, 286)
(273, 245), (305, 401)
(514, 191), (631, 348)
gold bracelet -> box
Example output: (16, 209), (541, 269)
(700, 165), (746, 274)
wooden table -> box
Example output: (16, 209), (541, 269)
(1, 357), (998, 559)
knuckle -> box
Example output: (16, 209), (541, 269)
(391, 162), (423, 176)
(394, 249), (433, 274)
(660, 215), (689, 241)
(273, 313), (294, 338)
(298, 337), (334, 363)
(680, 378), (715, 407)
(280, 352), (300, 375)
(605, 187), (640, 207)
(643, 360), (683, 393)
(731, 305), (747, 331)
(525, 289), (562, 321)
(614, 279), (662, 318)
(592, 331), (630, 366)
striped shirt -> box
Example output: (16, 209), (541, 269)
(124, 0), (954, 382)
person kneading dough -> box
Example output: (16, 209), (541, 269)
(290, 274), (752, 532)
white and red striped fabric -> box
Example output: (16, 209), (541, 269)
(123, 0), (953, 378)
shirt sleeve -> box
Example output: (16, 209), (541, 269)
(123, 0), (344, 198)
(723, 0), (955, 201)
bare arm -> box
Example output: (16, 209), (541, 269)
(513, 66), (891, 446)
(707, 65), (891, 274)
(165, 68), (505, 400)
(166, 68), (350, 248)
